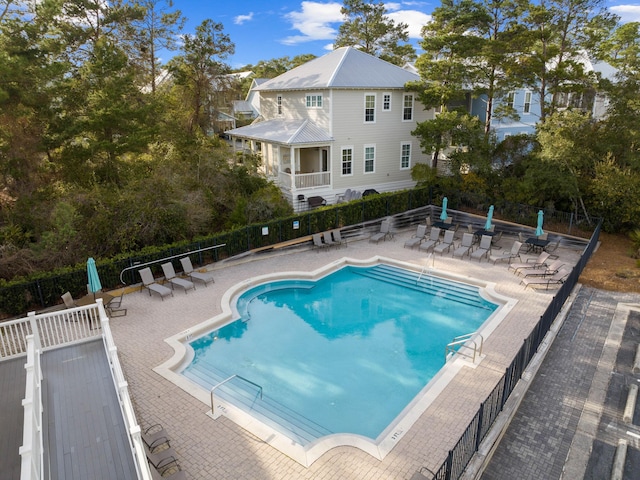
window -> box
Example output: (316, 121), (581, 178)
(403, 94), (413, 121)
(382, 93), (391, 111)
(400, 142), (411, 169)
(364, 145), (375, 173)
(341, 147), (353, 175)
(277, 95), (282, 115)
(524, 91), (532, 114)
(506, 91), (515, 109)
(306, 94), (323, 108)
(364, 94), (375, 122)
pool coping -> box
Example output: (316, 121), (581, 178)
(153, 256), (517, 467)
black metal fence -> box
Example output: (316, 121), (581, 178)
(428, 219), (602, 480)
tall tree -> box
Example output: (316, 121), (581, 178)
(334, 0), (415, 65)
(168, 19), (235, 134)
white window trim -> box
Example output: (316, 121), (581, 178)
(305, 93), (323, 108)
(400, 142), (411, 170)
(363, 144), (376, 174)
(523, 90), (532, 114)
(382, 92), (392, 112)
(402, 94), (414, 122)
(506, 91), (515, 110)
(364, 93), (376, 124)
(341, 146), (354, 177)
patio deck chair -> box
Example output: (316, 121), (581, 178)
(521, 268), (571, 289)
(61, 291), (77, 308)
(544, 239), (561, 259)
(332, 229), (347, 248)
(452, 233), (474, 259)
(520, 259), (566, 278)
(150, 460), (187, 480)
(419, 227), (441, 253)
(404, 224), (427, 249)
(142, 424), (170, 452)
(145, 443), (179, 470)
(470, 235), (492, 262)
(180, 257), (215, 286)
(106, 289), (127, 317)
(323, 230), (338, 248)
(161, 262), (196, 293)
(489, 241), (523, 264)
(312, 233), (327, 251)
(369, 220), (390, 243)
(138, 267), (174, 300)
(508, 251), (551, 275)
(433, 229), (455, 255)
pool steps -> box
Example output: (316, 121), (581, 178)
(184, 364), (332, 444)
(352, 264), (494, 310)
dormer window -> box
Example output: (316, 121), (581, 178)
(306, 94), (323, 108)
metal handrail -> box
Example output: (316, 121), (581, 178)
(445, 332), (484, 363)
(210, 374), (263, 417)
(119, 244), (226, 285)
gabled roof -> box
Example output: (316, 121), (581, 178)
(226, 119), (333, 145)
(255, 47), (420, 91)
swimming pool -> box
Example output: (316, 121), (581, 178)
(156, 257), (514, 466)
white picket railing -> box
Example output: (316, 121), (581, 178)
(7, 300), (151, 480)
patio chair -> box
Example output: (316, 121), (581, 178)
(520, 259), (566, 278)
(106, 289), (127, 317)
(508, 251), (551, 275)
(150, 460), (187, 480)
(61, 291), (77, 308)
(419, 227), (442, 253)
(470, 235), (492, 262)
(161, 262), (196, 293)
(521, 268), (571, 289)
(142, 424), (170, 452)
(544, 239), (561, 259)
(138, 267), (174, 300)
(369, 220), (391, 243)
(332, 229), (347, 248)
(145, 443), (179, 470)
(433, 229), (455, 255)
(313, 233), (327, 251)
(180, 257), (215, 286)
(489, 241), (523, 264)
(323, 230), (338, 248)
(404, 224), (427, 249)
(452, 233), (474, 259)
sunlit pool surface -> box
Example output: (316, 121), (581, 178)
(182, 264), (498, 441)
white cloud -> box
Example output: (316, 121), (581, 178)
(282, 1), (343, 45)
(234, 12), (254, 25)
(610, 5), (640, 23)
(388, 9), (431, 39)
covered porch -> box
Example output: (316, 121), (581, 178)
(226, 119), (333, 200)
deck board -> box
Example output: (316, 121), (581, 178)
(42, 340), (138, 480)
(0, 356), (27, 480)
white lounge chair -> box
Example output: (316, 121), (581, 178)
(332, 229), (347, 248)
(313, 233), (327, 251)
(519, 259), (566, 278)
(470, 235), (492, 262)
(161, 262), (195, 293)
(508, 251), (551, 275)
(489, 241), (523, 264)
(139, 267), (173, 300)
(521, 268), (571, 289)
(323, 230), (338, 248)
(180, 257), (215, 286)
(452, 233), (474, 259)
(370, 220), (391, 243)
(404, 224), (427, 249)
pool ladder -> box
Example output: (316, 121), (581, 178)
(445, 332), (484, 363)
(211, 374), (263, 417)
(416, 253), (435, 284)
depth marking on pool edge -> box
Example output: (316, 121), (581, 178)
(391, 429), (404, 441)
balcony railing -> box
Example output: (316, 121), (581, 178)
(277, 171), (331, 190)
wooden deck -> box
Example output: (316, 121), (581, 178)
(41, 340), (138, 480)
(0, 356), (27, 480)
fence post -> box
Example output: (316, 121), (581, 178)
(475, 403), (485, 450)
(445, 450), (454, 480)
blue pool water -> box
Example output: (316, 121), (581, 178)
(182, 264), (498, 440)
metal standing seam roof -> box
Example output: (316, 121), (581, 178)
(254, 46), (420, 91)
(226, 118), (333, 145)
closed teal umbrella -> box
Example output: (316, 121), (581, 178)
(440, 197), (448, 221)
(535, 210), (544, 237)
(484, 205), (494, 230)
(87, 257), (102, 297)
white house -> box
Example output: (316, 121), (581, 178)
(225, 47), (435, 210)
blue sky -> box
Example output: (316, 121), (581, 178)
(168, 1), (640, 69)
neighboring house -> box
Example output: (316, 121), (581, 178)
(472, 53), (618, 142)
(245, 78), (269, 119)
(225, 47), (434, 211)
